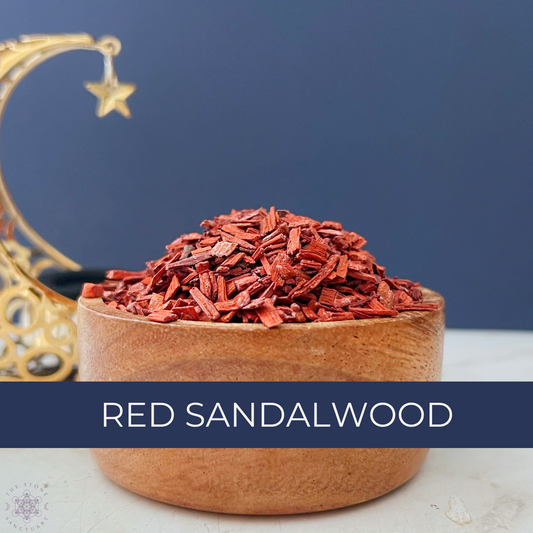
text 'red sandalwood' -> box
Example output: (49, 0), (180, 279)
(82, 208), (438, 328)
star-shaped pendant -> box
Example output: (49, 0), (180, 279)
(84, 79), (136, 118)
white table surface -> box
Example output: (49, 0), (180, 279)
(1, 329), (532, 533)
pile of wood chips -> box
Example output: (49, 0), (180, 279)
(82, 207), (438, 327)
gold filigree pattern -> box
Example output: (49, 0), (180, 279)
(0, 235), (77, 381)
(0, 34), (129, 381)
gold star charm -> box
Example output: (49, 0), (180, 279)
(84, 79), (136, 118)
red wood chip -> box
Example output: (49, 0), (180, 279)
(301, 304), (319, 321)
(164, 275), (180, 302)
(147, 310), (178, 323)
(217, 276), (228, 302)
(81, 283), (104, 298)
(172, 306), (201, 321)
(336, 254), (349, 280)
(319, 287), (338, 307)
(259, 254), (272, 275)
(212, 241), (238, 257)
(94, 207), (437, 327)
(189, 287), (221, 321)
(256, 298), (284, 328)
(148, 293), (164, 310)
(106, 270), (145, 280)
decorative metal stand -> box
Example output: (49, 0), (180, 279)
(0, 34), (135, 381)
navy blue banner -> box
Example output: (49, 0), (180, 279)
(1, 382), (531, 448)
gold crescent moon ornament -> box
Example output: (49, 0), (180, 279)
(0, 33), (135, 381)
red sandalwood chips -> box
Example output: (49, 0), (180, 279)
(82, 207), (438, 327)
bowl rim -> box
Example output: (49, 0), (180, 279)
(78, 287), (444, 332)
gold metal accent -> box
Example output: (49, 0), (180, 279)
(0, 33), (133, 381)
(84, 43), (136, 118)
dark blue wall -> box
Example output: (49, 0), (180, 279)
(1, 1), (532, 329)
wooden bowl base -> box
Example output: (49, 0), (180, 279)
(91, 447), (429, 515)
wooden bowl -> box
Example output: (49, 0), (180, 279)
(78, 288), (444, 515)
